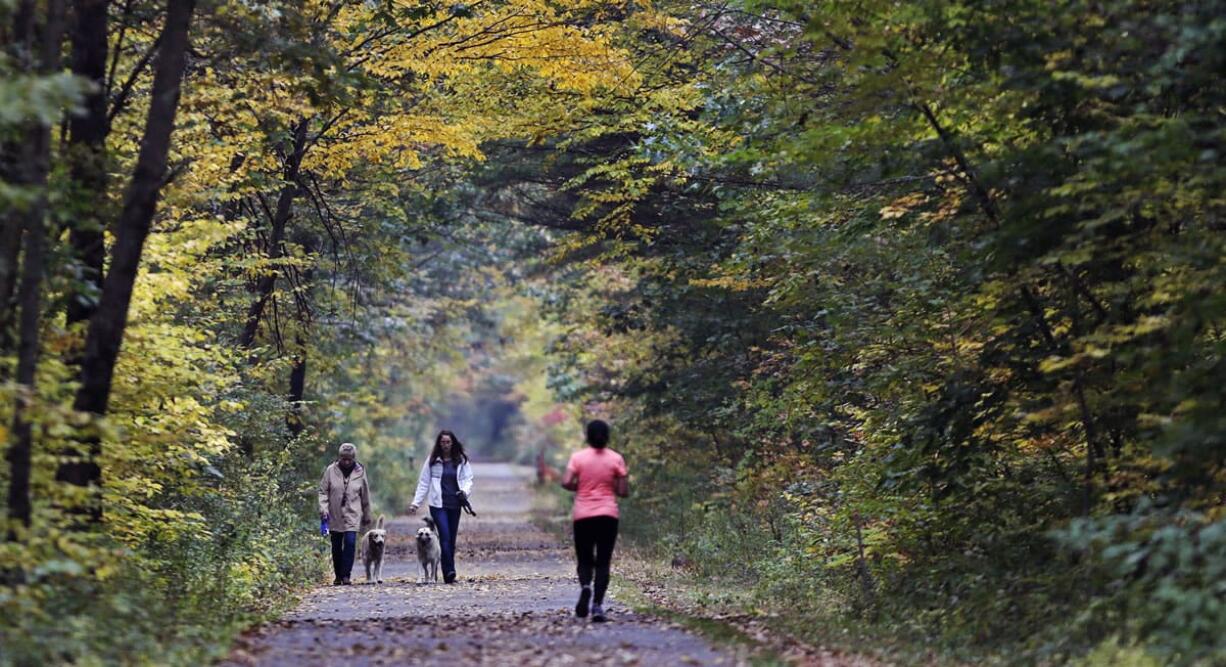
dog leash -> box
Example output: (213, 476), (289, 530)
(456, 490), (477, 517)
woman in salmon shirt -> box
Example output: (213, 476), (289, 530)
(560, 419), (629, 622)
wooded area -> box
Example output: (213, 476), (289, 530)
(2, 0), (1223, 664)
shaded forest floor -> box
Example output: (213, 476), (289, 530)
(614, 554), (892, 667)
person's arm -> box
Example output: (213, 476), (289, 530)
(614, 474), (629, 498)
(360, 474), (373, 527)
(409, 460), (430, 512)
(459, 460), (474, 497)
(560, 463), (579, 492)
(318, 466), (331, 519)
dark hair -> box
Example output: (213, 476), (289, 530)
(586, 420), (610, 448)
(430, 430), (469, 464)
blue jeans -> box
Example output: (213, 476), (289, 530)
(430, 506), (462, 578)
(330, 530), (356, 580)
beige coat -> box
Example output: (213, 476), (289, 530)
(318, 461), (372, 532)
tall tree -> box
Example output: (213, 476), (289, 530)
(0, 18), (27, 355)
(65, 0), (110, 327)
(7, 0), (68, 537)
(0, 186), (21, 360)
(238, 116), (309, 349)
(57, 0), (196, 512)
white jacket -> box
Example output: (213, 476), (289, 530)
(411, 458), (474, 509)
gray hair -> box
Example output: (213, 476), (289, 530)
(338, 442), (357, 457)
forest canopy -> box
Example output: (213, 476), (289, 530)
(2, 0), (1224, 664)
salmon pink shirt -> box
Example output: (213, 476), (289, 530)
(566, 446), (628, 521)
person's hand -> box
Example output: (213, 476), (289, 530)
(408, 504), (419, 515)
(320, 512), (329, 521)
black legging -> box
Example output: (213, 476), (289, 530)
(573, 516), (619, 605)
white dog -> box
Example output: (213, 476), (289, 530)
(359, 515), (388, 584)
(416, 516), (442, 584)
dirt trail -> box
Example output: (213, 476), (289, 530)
(222, 463), (748, 666)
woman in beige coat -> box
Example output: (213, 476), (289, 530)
(318, 443), (372, 585)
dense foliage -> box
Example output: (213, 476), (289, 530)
(472, 0), (1226, 663)
(2, 0), (1223, 664)
(1, 0), (638, 663)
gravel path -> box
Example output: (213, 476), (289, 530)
(221, 463), (748, 666)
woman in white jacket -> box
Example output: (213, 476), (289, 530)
(409, 430), (474, 583)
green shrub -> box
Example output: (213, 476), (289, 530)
(0, 446), (324, 666)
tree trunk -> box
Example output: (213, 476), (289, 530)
(7, 200), (48, 536)
(0, 7), (32, 364)
(285, 232), (316, 438)
(59, 0), (196, 509)
(0, 150), (24, 363)
(65, 0), (111, 327)
(7, 0), (67, 538)
(238, 117), (310, 349)
(286, 334), (307, 437)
